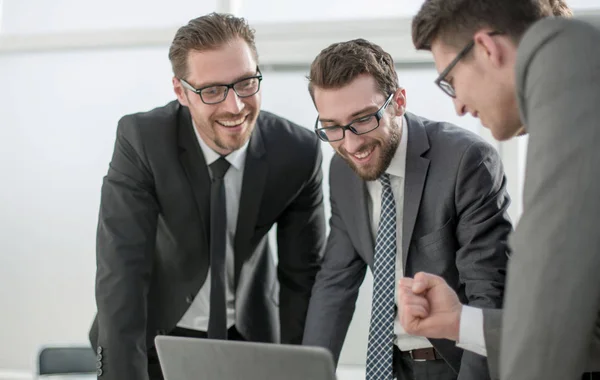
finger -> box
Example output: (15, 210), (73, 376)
(399, 303), (425, 328)
(412, 272), (446, 294)
(402, 312), (427, 335)
(399, 304), (429, 330)
(397, 283), (417, 303)
(398, 287), (430, 316)
(402, 313), (437, 338)
(406, 310), (458, 340)
(398, 277), (414, 290)
(402, 298), (430, 317)
(405, 304), (428, 318)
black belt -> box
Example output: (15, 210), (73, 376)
(399, 347), (442, 361)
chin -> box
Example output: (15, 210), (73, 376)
(222, 134), (251, 151)
(351, 161), (384, 182)
(490, 123), (519, 142)
(218, 123), (256, 151)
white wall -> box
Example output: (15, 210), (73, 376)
(1, 0), (217, 34)
(1, 0), (599, 375)
(0, 51), (480, 372)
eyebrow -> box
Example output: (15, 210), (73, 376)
(319, 105), (379, 123)
(191, 70), (258, 89)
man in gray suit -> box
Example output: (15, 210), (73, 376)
(397, 1), (600, 379)
(302, 39), (513, 380)
(89, 13), (326, 380)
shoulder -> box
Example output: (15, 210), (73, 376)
(256, 110), (321, 157)
(257, 110), (318, 145)
(416, 114), (497, 160)
(116, 100), (181, 140)
(517, 17), (599, 71)
(516, 17), (600, 124)
(518, 17), (599, 66)
(410, 114), (503, 181)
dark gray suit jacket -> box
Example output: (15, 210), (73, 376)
(481, 16), (600, 380)
(89, 101), (326, 380)
(303, 112), (512, 380)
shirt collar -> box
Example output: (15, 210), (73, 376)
(384, 115), (408, 179)
(192, 119), (249, 171)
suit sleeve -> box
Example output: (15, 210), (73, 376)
(95, 116), (158, 380)
(482, 308), (503, 380)
(453, 141), (512, 380)
(501, 19), (600, 380)
(276, 138), (327, 344)
(302, 159), (368, 365)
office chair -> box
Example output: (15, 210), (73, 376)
(37, 346), (96, 376)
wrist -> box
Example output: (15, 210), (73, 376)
(448, 304), (462, 341)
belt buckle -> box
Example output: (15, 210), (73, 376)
(409, 350), (427, 362)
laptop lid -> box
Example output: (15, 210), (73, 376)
(154, 336), (336, 380)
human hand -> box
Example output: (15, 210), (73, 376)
(398, 272), (462, 341)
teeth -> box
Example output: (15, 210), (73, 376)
(353, 147), (374, 159)
(218, 116), (246, 126)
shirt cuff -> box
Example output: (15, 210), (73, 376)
(456, 305), (488, 357)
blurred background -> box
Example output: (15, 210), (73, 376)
(1, 0), (599, 378)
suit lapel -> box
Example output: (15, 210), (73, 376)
(178, 106), (211, 247)
(347, 170), (375, 266)
(234, 125), (268, 287)
(402, 113), (430, 270)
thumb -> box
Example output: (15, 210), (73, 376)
(412, 272), (445, 294)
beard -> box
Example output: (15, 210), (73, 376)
(194, 109), (259, 154)
(338, 119), (401, 181)
(212, 115), (256, 151)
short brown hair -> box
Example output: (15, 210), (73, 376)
(308, 39), (398, 100)
(412, 0), (571, 51)
(168, 12), (258, 79)
(548, 0), (573, 17)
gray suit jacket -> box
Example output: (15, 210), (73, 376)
(303, 112), (512, 380)
(481, 16), (600, 380)
(89, 101), (326, 380)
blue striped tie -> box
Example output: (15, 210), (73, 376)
(366, 173), (397, 380)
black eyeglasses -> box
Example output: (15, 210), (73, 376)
(179, 67), (263, 104)
(314, 93), (394, 142)
(435, 32), (503, 98)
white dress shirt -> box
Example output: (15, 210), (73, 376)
(457, 305), (488, 356)
(365, 116), (432, 351)
(177, 123), (249, 331)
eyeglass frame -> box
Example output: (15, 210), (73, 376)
(179, 66), (263, 105)
(314, 92), (395, 142)
(434, 31), (504, 98)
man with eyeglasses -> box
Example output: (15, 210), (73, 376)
(301, 38), (512, 380)
(89, 13), (326, 380)
(397, 1), (600, 379)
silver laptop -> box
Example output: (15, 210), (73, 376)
(155, 336), (336, 380)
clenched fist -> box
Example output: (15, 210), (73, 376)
(397, 272), (462, 341)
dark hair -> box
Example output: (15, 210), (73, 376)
(412, 0), (572, 51)
(308, 38), (398, 99)
(168, 12), (258, 79)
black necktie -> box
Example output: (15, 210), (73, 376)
(208, 156), (231, 339)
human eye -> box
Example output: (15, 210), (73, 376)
(354, 114), (374, 125)
(201, 86), (222, 96)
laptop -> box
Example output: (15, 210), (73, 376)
(155, 336), (336, 380)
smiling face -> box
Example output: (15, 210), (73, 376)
(430, 33), (522, 141)
(173, 38), (261, 155)
(314, 74), (405, 181)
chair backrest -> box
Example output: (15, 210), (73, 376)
(37, 346), (96, 375)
